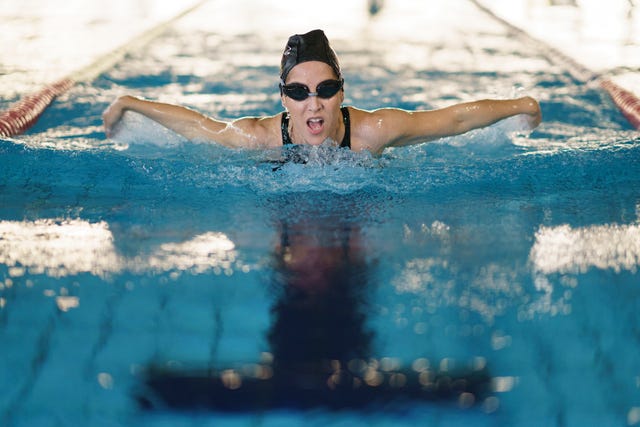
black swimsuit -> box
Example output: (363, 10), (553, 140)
(281, 106), (351, 149)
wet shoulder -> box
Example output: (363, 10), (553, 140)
(348, 107), (407, 153)
(229, 114), (283, 148)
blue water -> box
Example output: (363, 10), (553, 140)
(2, 4), (640, 427)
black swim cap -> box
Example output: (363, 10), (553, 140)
(280, 29), (341, 83)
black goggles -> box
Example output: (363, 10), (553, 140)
(280, 79), (343, 101)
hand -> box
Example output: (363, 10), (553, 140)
(520, 96), (542, 129)
(102, 96), (131, 138)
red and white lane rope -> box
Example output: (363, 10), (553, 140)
(0, 78), (74, 138)
(600, 79), (640, 129)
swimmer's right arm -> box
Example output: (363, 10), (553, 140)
(103, 95), (228, 141)
(103, 95), (282, 149)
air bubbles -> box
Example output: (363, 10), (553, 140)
(221, 369), (242, 390)
(491, 376), (518, 393)
(473, 356), (487, 371)
(380, 357), (401, 372)
(56, 295), (79, 312)
(348, 358), (369, 374)
(97, 372), (114, 390)
(482, 396), (500, 413)
(628, 407), (640, 425)
(458, 392), (476, 409)
(413, 322), (428, 335)
(389, 372), (407, 388)
(491, 331), (512, 350)
(412, 357), (430, 372)
(363, 367), (384, 387)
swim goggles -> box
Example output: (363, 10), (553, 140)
(280, 79), (343, 101)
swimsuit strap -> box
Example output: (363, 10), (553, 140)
(340, 106), (351, 149)
(281, 112), (294, 145)
(281, 107), (351, 148)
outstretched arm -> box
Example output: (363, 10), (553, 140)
(103, 95), (226, 140)
(360, 96), (542, 152)
(102, 95), (281, 148)
(438, 96), (542, 137)
(403, 96), (541, 145)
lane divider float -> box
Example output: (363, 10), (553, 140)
(0, 78), (74, 137)
(599, 79), (640, 129)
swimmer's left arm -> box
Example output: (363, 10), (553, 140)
(445, 96), (542, 136)
(372, 96), (541, 150)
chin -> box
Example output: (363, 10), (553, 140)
(305, 135), (329, 146)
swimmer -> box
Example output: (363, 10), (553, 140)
(103, 29), (542, 155)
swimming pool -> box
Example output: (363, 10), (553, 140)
(2, 1), (640, 426)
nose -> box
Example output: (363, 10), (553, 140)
(307, 94), (322, 111)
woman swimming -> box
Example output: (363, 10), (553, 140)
(102, 29), (542, 155)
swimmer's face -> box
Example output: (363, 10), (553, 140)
(281, 61), (344, 146)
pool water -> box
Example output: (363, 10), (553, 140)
(2, 1), (640, 426)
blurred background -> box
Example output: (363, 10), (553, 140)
(1, 0), (639, 105)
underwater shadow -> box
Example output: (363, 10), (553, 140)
(136, 192), (490, 412)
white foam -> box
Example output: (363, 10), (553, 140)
(109, 110), (186, 150)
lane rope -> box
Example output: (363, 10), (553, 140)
(0, 0), (208, 138)
(600, 79), (640, 129)
(0, 78), (74, 137)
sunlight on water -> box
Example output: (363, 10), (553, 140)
(530, 222), (640, 274)
(149, 232), (243, 275)
(0, 219), (246, 278)
(0, 219), (119, 278)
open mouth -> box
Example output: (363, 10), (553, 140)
(307, 118), (324, 135)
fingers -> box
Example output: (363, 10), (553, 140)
(520, 96), (542, 128)
(102, 100), (122, 138)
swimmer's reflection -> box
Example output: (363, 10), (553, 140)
(267, 220), (373, 383)
(139, 203), (490, 411)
